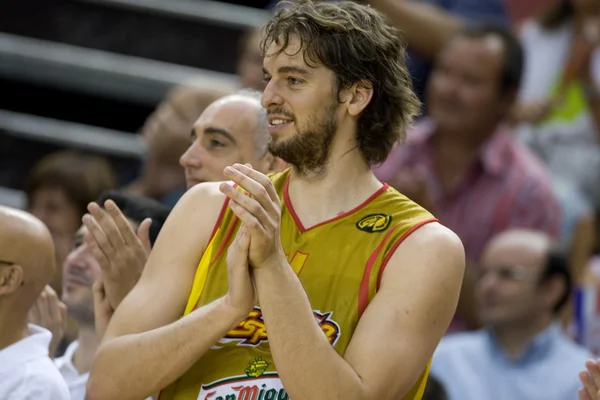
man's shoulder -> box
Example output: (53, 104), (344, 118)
(21, 357), (70, 399)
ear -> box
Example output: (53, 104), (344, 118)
(542, 275), (566, 313)
(0, 264), (24, 296)
(343, 80), (374, 117)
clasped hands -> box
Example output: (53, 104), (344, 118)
(221, 163), (287, 318)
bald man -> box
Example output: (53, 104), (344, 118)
(0, 206), (69, 399)
(430, 229), (589, 400)
(83, 89), (285, 310)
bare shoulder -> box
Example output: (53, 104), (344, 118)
(381, 222), (465, 287)
(140, 181), (228, 280)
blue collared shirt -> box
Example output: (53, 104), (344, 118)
(430, 323), (591, 400)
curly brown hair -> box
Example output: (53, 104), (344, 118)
(262, 0), (420, 165)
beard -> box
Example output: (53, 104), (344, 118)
(268, 100), (338, 178)
(64, 296), (95, 327)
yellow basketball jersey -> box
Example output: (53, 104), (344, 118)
(159, 169), (437, 400)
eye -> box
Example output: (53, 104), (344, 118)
(287, 77), (303, 86)
(209, 139), (225, 149)
(262, 76), (272, 84)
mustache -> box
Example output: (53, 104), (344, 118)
(267, 107), (295, 120)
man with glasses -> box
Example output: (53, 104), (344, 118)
(0, 205), (69, 399)
(429, 229), (589, 400)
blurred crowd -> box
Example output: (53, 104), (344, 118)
(1, 0), (600, 399)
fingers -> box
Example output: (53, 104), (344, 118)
(588, 360), (600, 393)
(223, 164), (280, 215)
(137, 218), (153, 254)
(228, 199), (269, 238)
(579, 388), (591, 400)
(83, 225), (111, 271)
(82, 209), (116, 266)
(104, 200), (141, 247)
(581, 370), (597, 400)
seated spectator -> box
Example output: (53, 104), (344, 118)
(369, 0), (508, 105)
(431, 229), (590, 400)
(25, 150), (117, 297)
(513, 0), (600, 209)
(0, 206), (69, 399)
(52, 191), (169, 400)
(374, 24), (560, 331)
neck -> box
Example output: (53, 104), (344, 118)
(72, 325), (100, 375)
(491, 315), (554, 358)
(0, 303), (29, 351)
(288, 136), (381, 227)
(434, 122), (497, 154)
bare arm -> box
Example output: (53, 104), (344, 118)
(369, 0), (464, 60)
(255, 223), (464, 400)
(86, 184), (244, 400)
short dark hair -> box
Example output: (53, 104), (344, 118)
(97, 191), (171, 248)
(540, 248), (572, 314)
(458, 23), (524, 98)
(26, 151), (117, 217)
(262, 0), (421, 164)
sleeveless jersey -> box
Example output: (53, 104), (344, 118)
(159, 169), (438, 400)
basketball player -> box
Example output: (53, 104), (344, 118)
(87, 2), (465, 400)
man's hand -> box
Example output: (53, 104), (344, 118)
(387, 166), (434, 211)
(579, 360), (600, 400)
(82, 200), (152, 309)
(224, 225), (255, 318)
(92, 278), (114, 339)
(28, 285), (67, 357)
(220, 163), (286, 269)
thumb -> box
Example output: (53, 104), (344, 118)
(137, 218), (153, 253)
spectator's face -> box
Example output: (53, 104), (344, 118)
(180, 96), (271, 188)
(237, 28), (266, 91)
(476, 239), (548, 328)
(28, 186), (80, 239)
(61, 226), (102, 325)
(427, 36), (507, 136)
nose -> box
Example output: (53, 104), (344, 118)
(179, 141), (205, 171)
(63, 245), (88, 273)
(261, 79), (284, 110)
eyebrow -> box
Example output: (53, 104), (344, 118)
(204, 127), (237, 144)
(0, 259), (14, 265)
(263, 65), (313, 77)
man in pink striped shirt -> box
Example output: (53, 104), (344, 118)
(374, 24), (560, 331)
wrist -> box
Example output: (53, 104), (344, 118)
(219, 296), (250, 328)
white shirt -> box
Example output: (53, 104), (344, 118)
(54, 340), (87, 400)
(0, 324), (70, 400)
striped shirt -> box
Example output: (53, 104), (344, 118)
(374, 119), (561, 263)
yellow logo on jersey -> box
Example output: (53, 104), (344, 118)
(224, 307), (341, 346)
(245, 357), (269, 378)
(356, 213), (392, 233)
